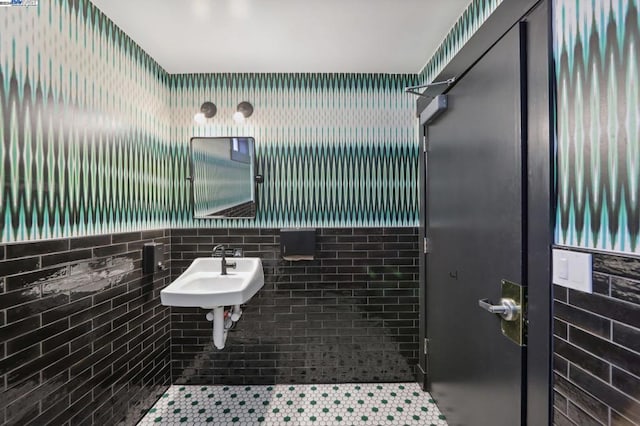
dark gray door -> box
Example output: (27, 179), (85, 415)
(425, 24), (526, 425)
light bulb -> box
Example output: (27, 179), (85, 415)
(233, 111), (245, 123)
(194, 112), (206, 124)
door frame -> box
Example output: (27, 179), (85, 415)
(416, 1), (553, 425)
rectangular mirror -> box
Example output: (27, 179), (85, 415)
(190, 136), (257, 219)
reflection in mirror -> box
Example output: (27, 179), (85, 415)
(190, 137), (257, 218)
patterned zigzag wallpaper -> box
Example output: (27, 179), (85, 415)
(418, 0), (504, 84)
(0, 0), (420, 242)
(10, 0), (634, 252)
(0, 0), (172, 242)
(0, 0), (513, 242)
(554, 0), (640, 253)
(171, 73), (419, 229)
(417, 0), (640, 254)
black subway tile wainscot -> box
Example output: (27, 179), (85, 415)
(169, 227), (420, 386)
(0, 231), (171, 426)
(553, 250), (640, 426)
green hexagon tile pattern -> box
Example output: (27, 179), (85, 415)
(137, 383), (447, 426)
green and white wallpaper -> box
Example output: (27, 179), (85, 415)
(171, 73), (419, 229)
(12, 0), (631, 247)
(0, 1), (420, 242)
(554, 0), (640, 253)
(0, 0), (172, 242)
(418, 0), (504, 84)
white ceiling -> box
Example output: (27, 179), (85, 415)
(91, 0), (471, 74)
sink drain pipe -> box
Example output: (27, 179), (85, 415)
(206, 305), (243, 349)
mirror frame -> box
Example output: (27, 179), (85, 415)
(188, 136), (261, 219)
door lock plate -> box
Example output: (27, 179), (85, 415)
(500, 279), (526, 346)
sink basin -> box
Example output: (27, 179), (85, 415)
(161, 257), (264, 308)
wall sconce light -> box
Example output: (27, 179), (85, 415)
(194, 101), (217, 124)
(233, 101), (254, 123)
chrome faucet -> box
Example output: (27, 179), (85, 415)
(212, 244), (236, 275)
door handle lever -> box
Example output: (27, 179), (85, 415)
(478, 299), (508, 314)
(478, 298), (520, 321)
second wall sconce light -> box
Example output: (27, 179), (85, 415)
(233, 101), (254, 124)
(201, 101), (217, 118)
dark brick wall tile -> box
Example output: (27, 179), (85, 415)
(569, 365), (640, 424)
(0, 286), (42, 311)
(554, 248), (640, 425)
(610, 276), (640, 305)
(41, 249), (93, 268)
(7, 293), (69, 324)
(8, 344), (69, 388)
(0, 345), (40, 378)
(5, 265), (69, 292)
(554, 300), (610, 339)
(612, 322), (640, 354)
(554, 285), (568, 303)
(554, 318), (568, 339)
(5, 399), (39, 426)
(553, 391), (568, 414)
(69, 235), (112, 250)
(611, 410), (638, 426)
(141, 229), (166, 239)
(591, 273), (610, 296)
(112, 232), (143, 244)
(569, 326), (640, 377)
(170, 227), (419, 386)
(554, 249), (640, 426)
(612, 367), (640, 401)
(0, 316), (41, 342)
(93, 243), (128, 258)
(568, 289), (640, 331)
(5, 239), (69, 260)
(6, 318), (67, 355)
(0, 257), (41, 277)
(6, 373), (68, 423)
(0, 232), (170, 426)
(592, 253), (640, 281)
(566, 400), (606, 426)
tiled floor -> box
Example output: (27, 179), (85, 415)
(138, 382), (448, 426)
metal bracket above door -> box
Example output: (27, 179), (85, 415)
(420, 95), (449, 152)
(420, 95), (448, 127)
(405, 78), (456, 97)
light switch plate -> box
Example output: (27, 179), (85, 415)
(557, 257), (568, 279)
(552, 249), (592, 293)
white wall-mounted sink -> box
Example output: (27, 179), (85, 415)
(161, 257), (264, 309)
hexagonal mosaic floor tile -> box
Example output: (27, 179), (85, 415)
(137, 382), (448, 425)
